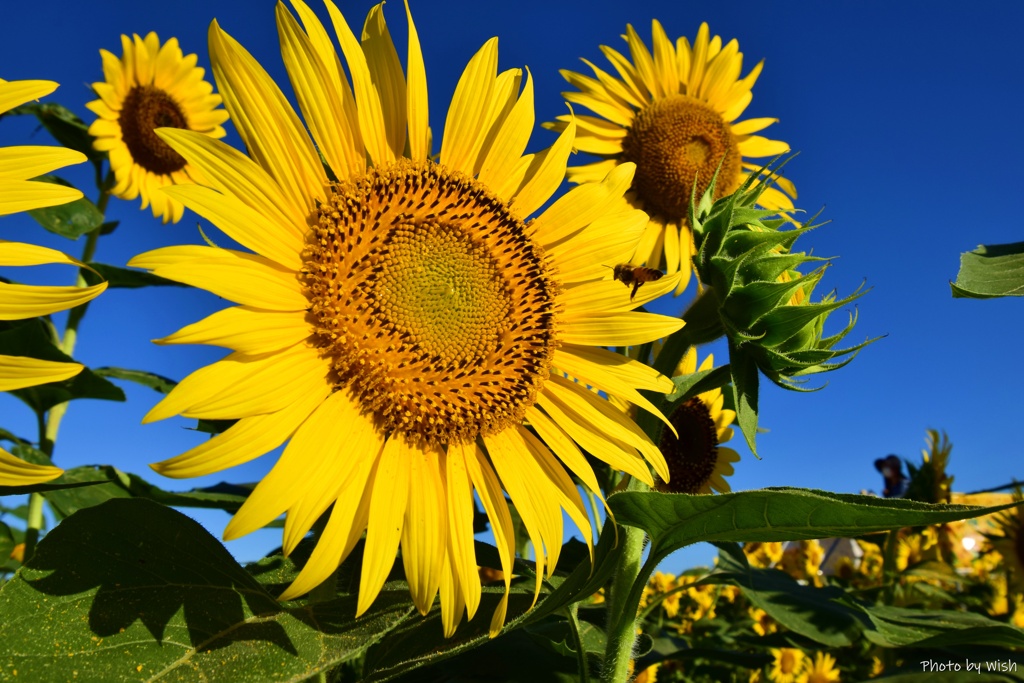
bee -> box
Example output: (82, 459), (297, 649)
(612, 264), (664, 300)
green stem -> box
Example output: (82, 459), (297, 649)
(565, 605), (591, 683)
(22, 174), (112, 560)
(601, 477), (652, 683)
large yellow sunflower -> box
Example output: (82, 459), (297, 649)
(655, 348), (740, 494)
(87, 32), (229, 223)
(130, 0), (684, 636)
(548, 21), (795, 294)
(1, 78), (107, 486)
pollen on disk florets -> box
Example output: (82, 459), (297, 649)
(622, 94), (741, 221)
(118, 85), (189, 175)
(657, 397), (720, 494)
(302, 159), (559, 443)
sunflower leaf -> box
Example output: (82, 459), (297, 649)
(42, 465), (250, 519)
(951, 241), (1024, 298)
(0, 498), (412, 681)
(92, 366), (177, 394)
(7, 102), (104, 166)
(608, 487), (1024, 571)
(25, 175), (104, 240)
(727, 338), (759, 455)
(0, 319), (124, 411)
(81, 263), (186, 289)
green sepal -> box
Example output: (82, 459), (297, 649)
(951, 241), (1024, 298)
(25, 175), (104, 240)
(0, 320), (124, 412)
(728, 338), (760, 455)
(82, 263), (185, 289)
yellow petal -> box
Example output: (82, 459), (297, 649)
(129, 245), (306, 311)
(650, 20), (678, 99)
(404, 0), (429, 160)
(358, 434), (412, 616)
(282, 389), (384, 556)
(209, 20), (327, 210)
(402, 440), (446, 615)
(443, 443), (482, 620)
(143, 344), (325, 423)
(0, 146), (86, 182)
(624, 23), (661, 99)
(0, 449), (62, 487)
(509, 115), (575, 218)
(0, 355), (83, 392)
(461, 441), (515, 637)
(440, 37), (497, 175)
(477, 69), (534, 189)
(0, 282), (106, 320)
(438, 553), (466, 638)
(324, 0), (394, 166)
(559, 311), (684, 347)
(361, 4), (407, 159)
(546, 209), (649, 284)
(531, 162), (635, 247)
(730, 117), (778, 136)
(598, 45), (649, 104)
(737, 135), (791, 158)
(0, 179), (84, 216)
(0, 79), (57, 114)
(559, 273), (682, 316)
(157, 305), (310, 356)
(150, 386), (327, 479)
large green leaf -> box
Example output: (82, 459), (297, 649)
(25, 175), (104, 240)
(0, 522), (14, 565)
(861, 604), (1024, 649)
(951, 241), (1024, 298)
(93, 367), (177, 395)
(705, 547), (866, 647)
(608, 487), (1024, 567)
(43, 465), (250, 518)
(0, 498), (412, 682)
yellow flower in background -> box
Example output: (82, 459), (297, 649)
(131, 0), (683, 636)
(87, 32), (229, 223)
(745, 541), (784, 568)
(797, 652), (841, 683)
(991, 499), (1024, 594)
(1, 78), (108, 487)
(548, 21), (795, 294)
(656, 348), (740, 494)
(769, 648), (805, 683)
(749, 606), (777, 636)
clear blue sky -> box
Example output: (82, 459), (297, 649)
(2, 1), (1023, 569)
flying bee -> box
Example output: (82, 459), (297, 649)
(612, 264), (664, 300)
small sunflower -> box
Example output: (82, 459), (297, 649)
(548, 21), (795, 294)
(1, 78), (107, 486)
(87, 32), (229, 223)
(797, 652), (841, 683)
(768, 648), (806, 683)
(131, 0), (683, 636)
(656, 348), (740, 494)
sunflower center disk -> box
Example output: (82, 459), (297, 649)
(657, 398), (720, 494)
(304, 160), (558, 443)
(118, 85), (189, 175)
(622, 94), (741, 220)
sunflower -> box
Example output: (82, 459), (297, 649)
(768, 648), (806, 683)
(87, 32), (229, 223)
(130, 0), (684, 636)
(797, 652), (841, 683)
(655, 348), (740, 494)
(548, 21), (795, 294)
(1, 78), (107, 486)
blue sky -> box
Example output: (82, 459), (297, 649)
(2, 1), (1023, 569)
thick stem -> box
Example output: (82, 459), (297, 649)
(601, 477), (651, 683)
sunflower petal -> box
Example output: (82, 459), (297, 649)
(402, 440), (446, 615)
(0, 449), (62, 487)
(0, 282), (107, 320)
(440, 38), (497, 175)
(404, 0), (429, 160)
(0, 355), (83, 392)
(361, 4), (407, 159)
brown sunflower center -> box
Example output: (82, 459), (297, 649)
(303, 159), (558, 443)
(657, 397), (720, 494)
(118, 85), (188, 175)
(621, 94), (741, 220)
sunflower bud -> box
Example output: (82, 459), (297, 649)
(688, 164), (873, 391)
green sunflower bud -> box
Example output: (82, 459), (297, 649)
(688, 162), (873, 391)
